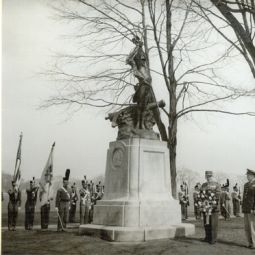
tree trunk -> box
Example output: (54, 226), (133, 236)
(169, 98), (177, 199)
(166, 0), (178, 198)
(141, 1), (168, 142)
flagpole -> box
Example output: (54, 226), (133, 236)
(13, 132), (23, 187)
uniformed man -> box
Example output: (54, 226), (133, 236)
(178, 183), (189, 220)
(201, 171), (221, 244)
(79, 180), (91, 224)
(55, 169), (71, 231)
(193, 183), (202, 220)
(242, 168), (255, 249)
(25, 178), (39, 230)
(220, 179), (231, 220)
(8, 181), (21, 231)
(69, 183), (78, 223)
(231, 184), (241, 217)
(39, 180), (54, 229)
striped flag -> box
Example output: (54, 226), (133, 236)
(13, 132), (23, 187)
(39, 142), (55, 188)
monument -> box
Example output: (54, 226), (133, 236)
(79, 37), (195, 241)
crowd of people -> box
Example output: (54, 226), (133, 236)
(178, 169), (255, 249)
(6, 168), (254, 249)
(7, 169), (104, 232)
(179, 179), (242, 221)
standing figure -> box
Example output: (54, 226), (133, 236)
(126, 36), (154, 129)
(242, 168), (255, 249)
(55, 169), (71, 231)
(193, 183), (202, 220)
(39, 181), (54, 229)
(220, 179), (231, 220)
(178, 183), (189, 220)
(25, 178), (39, 230)
(8, 181), (21, 231)
(79, 180), (91, 224)
(201, 171), (221, 244)
(69, 183), (78, 223)
(231, 184), (241, 217)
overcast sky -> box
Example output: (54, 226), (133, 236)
(2, 0), (255, 182)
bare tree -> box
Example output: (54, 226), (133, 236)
(43, 0), (255, 198)
(191, 0), (255, 78)
(177, 167), (201, 191)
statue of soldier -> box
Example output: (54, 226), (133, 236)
(8, 181), (21, 231)
(69, 183), (78, 223)
(55, 169), (71, 231)
(231, 184), (241, 217)
(126, 36), (154, 129)
(242, 168), (255, 249)
(79, 180), (91, 224)
(178, 183), (189, 220)
(25, 178), (39, 230)
(201, 171), (221, 244)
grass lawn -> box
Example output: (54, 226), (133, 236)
(2, 217), (254, 255)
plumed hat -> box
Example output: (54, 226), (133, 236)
(30, 177), (35, 184)
(205, 170), (213, 177)
(63, 169), (70, 181)
(222, 179), (229, 188)
(246, 168), (255, 176)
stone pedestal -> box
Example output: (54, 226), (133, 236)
(79, 138), (195, 241)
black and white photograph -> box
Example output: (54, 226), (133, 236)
(2, 0), (255, 254)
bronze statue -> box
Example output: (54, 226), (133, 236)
(106, 36), (165, 140)
(126, 36), (155, 129)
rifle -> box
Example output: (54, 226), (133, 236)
(222, 204), (231, 217)
(238, 187), (242, 205)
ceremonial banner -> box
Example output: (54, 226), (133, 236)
(39, 142), (55, 205)
(40, 142), (55, 187)
(13, 132), (23, 187)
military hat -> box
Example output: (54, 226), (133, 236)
(63, 169), (70, 181)
(246, 168), (255, 176)
(30, 177), (35, 184)
(205, 170), (213, 177)
(221, 179), (229, 188)
(194, 182), (201, 189)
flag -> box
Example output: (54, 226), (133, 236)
(40, 142), (55, 188)
(13, 132), (23, 187)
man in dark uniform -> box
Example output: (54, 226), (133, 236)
(220, 179), (231, 220)
(79, 180), (91, 224)
(193, 183), (202, 220)
(69, 183), (78, 223)
(201, 171), (221, 244)
(39, 180), (53, 229)
(25, 178), (39, 230)
(8, 181), (21, 231)
(242, 168), (255, 249)
(178, 184), (189, 220)
(55, 169), (71, 231)
(231, 184), (241, 217)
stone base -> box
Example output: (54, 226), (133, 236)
(79, 223), (195, 242)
